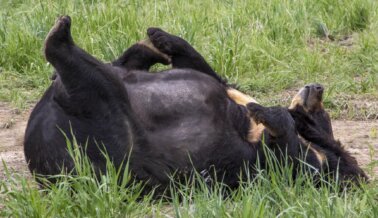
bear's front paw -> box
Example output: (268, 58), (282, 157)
(246, 102), (266, 125)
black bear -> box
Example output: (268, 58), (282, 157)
(145, 27), (368, 185)
(24, 16), (255, 190)
(24, 16), (367, 193)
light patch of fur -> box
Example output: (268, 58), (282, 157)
(289, 94), (305, 110)
(308, 143), (325, 165)
(227, 88), (258, 105)
(248, 120), (265, 143)
(226, 88), (264, 143)
(289, 87), (324, 112)
(138, 39), (171, 63)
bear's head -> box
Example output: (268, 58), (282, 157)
(289, 83), (333, 139)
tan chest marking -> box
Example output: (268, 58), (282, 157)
(248, 120), (265, 142)
(227, 88), (258, 105)
(227, 88), (264, 142)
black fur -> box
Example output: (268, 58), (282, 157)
(25, 16), (255, 191)
(289, 105), (368, 184)
(147, 27), (227, 85)
(143, 30), (369, 186)
(25, 17), (366, 192)
(112, 43), (170, 70)
(244, 91), (368, 185)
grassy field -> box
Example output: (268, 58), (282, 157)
(1, 138), (378, 217)
(0, 0), (378, 217)
(1, 0), (378, 112)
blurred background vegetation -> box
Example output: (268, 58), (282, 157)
(0, 0), (377, 118)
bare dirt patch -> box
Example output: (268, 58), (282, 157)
(332, 120), (378, 177)
(0, 102), (30, 179)
(0, 102), (377, 180)
(306, 32), (359, 53)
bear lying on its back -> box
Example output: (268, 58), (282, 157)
(24, 16), (255, 191)
(25, 16), (367, 193)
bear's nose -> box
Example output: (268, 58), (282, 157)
(313, 84), (323, 92)
(305, 83), (324, 92)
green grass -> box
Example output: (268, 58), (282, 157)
(1, 0), (378, 217)
(1, 136), (377, 217)
(0, 0), (377, 112)
(2, 166), (378, 218)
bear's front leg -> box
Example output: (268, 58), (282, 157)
(247, 103), (300, 164)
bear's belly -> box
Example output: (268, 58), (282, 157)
(124, 69), (228, 156)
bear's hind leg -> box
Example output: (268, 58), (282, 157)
(45, 16), (118, 94)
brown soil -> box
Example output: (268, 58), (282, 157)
(0, 102), (377, 180)
(0, 103), (30, 179)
